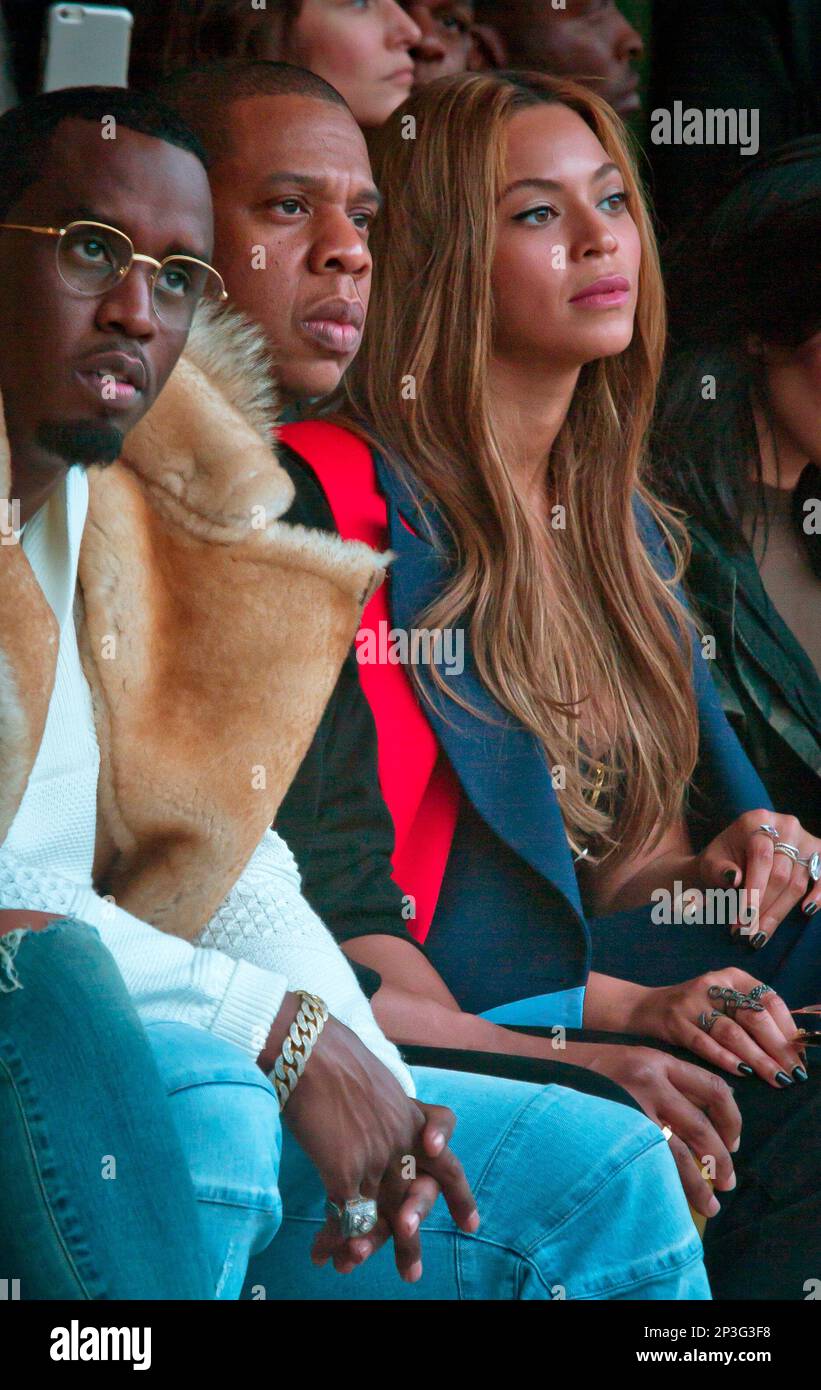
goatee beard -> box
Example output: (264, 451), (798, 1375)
(36, 420), (124, 466)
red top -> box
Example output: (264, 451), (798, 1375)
(279, 420), (460, 942)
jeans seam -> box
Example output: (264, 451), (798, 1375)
(0, 1054), (94, 1300)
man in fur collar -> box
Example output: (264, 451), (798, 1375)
(0, 82), (712, 1304)
(0, 84), (488, 1297)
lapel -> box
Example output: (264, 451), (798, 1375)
(375, 451), (587, 923)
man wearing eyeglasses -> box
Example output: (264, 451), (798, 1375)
(0, 84), (487, 1299)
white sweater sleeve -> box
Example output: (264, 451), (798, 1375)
(0, 848), (287, 1059)
(197, 829), (416, 1097)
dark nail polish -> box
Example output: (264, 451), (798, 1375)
(723, 869), (737, 884)
(737, 1063), (754, 1076)
(751, 932), (768, 950)
(804, 902), (818, 917)
(775, 1071), (794, 1087)
(792, 1066), (809, 1082)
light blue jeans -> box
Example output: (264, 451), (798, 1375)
(145, 1026), (711, 1301)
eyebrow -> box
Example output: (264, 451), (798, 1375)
(500, 163), (621, 199)
(56, 205), (210, 261)
(260, 172), (383, 209)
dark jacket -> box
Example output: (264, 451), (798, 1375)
(684, 519), (821, 837)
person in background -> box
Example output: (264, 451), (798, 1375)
(471, 0), (643, 117)
(648, 0), (821, 241)
(401, 1), (484, 84)
(161, 60), (820, 1299)
(654, 137), (821, 837)
(130, 0), (422, 128)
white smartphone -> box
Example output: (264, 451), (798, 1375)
(41, 4), (134, 93)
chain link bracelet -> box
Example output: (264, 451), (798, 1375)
(267, 990), (329, 1111)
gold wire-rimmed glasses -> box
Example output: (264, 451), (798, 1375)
(0, 219), (227, 330)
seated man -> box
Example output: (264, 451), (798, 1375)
(0, 84), (708, 1301)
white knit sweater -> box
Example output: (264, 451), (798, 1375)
(0, 467), (414, 1095)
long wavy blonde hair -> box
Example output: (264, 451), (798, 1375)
(340, 72), (700, 864)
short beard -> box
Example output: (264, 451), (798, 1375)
(36, 420), (124, 467)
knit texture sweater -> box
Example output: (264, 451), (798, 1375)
(0, 466), (414, 1095)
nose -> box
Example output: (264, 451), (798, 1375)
(408, 6), (447, 63)
(94, 263), (157, 339)
(309, 212), (372, 280)
(386, 0), (422, 48)
(569, 204), (620, 262)
(614, 7), (644, 62)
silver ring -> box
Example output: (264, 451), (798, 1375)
(325, 1196), (378, 1239)
(756, 823), (780, 841)
(748, 983), (772, 1002)
(698, 1010), (722, 1034)
(773, 841), (801, 861)
(797, 850), (820, 883)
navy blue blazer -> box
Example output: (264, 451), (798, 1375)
(374, 451), (820, 1013)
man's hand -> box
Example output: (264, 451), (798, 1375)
(282, 1016), (479, 1281)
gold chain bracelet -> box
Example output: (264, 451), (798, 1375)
(268, 990), (329, 1111)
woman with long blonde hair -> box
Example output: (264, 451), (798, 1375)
(275, 70), (821, 1294)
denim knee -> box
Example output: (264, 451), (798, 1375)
(143, 1022), (284, 1288)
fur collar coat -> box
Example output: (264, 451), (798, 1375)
(0, 305), (389, 940)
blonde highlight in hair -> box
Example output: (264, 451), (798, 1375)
(341, 72), (700, 863)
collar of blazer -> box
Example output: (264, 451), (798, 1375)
(0, 304), (391, 940)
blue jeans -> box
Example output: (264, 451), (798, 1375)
(241, 1066), (710, 1301)
(1, 922), (710, 1300)
(0, 921), (213, 1299)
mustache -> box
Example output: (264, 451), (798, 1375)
(36, 420), (124, 467)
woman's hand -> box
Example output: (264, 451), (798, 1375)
(696, 810), (820, 947)
(284, 1016), (478, 1281)
(628, 969), (809, 1088)
(583, 1043), (741, 1218)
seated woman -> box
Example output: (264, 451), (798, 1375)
(274, 71), (821, 1298)
(654, 136), (821, 836)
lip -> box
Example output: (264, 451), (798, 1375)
(613, 76), (641, 116)
(300, 299), (365, 355)
(384, 66), (415, 84)
(569, 275), (631, 307)
(73, 351), (148, 407)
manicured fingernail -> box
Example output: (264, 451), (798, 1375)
(792, 1066), (809, 1082)
(430, 1130), (445, 1152)
(707, 1195), (721, 1216)
(751, 932), (768, 950)
(730, 1136), (741, 1152)
(406, 1213), (419, 1234)
(775, 1071), (793, 1087)
(406, 1261), (423, 1282)
(737, 1063), (754, 1075)
(723, 869), (737, 884)
(804, 902), (818, 917)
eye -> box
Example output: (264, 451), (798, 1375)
(73, 236), (115, 267)
(597, 191), (629, 214)
(268, 197), (307, 217)
(350, 210), (376, 232)
(514, 204), (557, 226)
(157, 262), (193, 297)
